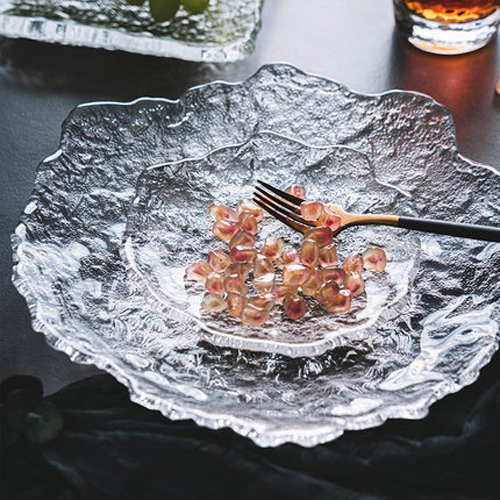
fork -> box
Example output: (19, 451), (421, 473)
(253, 180), (500, 242)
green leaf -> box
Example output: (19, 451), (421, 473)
(24, 401), (63, 444)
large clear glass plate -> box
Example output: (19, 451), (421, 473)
(12, 64), (499, 447)
(0, 0), (262, 62)
(121, 132), (421, 357)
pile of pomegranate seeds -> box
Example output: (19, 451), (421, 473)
(185, 185), (387, 327)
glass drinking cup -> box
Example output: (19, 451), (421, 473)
(393, 0), (500, 54)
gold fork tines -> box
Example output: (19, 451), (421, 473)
(253, 180), (500, 242)
(254, 180), (399, 236)
(252, 196), (311, 234)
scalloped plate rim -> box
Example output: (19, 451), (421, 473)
(10, 63), (500, 447)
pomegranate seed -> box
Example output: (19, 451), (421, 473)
(227, 291), (247, 318)
(197, 196), (383, 324)
(247, 293), (275, 310)
(303, 227), (333, 247)
(300, 239), (319, 268)
(229, 229), (256, 250)
(343, 272), (365, 297)
(213, 220), (237, 241)
(363, 246), (387, 273)
(200, 293), (227, 313)
(241, 304), (270, 326)
(300, 201), (324, 221)
(322, 267), (345, 286)
(185, 260), (213, 282)
(237, 200), (263, 222)
(207, 249), (231, 273)
(283, 295), (306, 320)
(275, 248), (300, 268)
(315, 282), (340, 305)
(325, 289), (352, 314)
(253, 254), (275, 278)
(319, 244), (338, 268)
(260, 235), (285, 261)
(271, 284), (298, 304)
(282, 264), (312, 286)
(301, 269), (323, 296)
(252, 273), (275, 292)
(342, 254), (363, 273)
(237, 212), (258, 235)
(230, 245), (257, 264)
(227, 263), (252, 281)
(285, 185), (306, 199)
(318, 206), (341, 233)
(224, 274), (249, 295)
(205, 272), (225, 295)
(207, 202), (237, 222)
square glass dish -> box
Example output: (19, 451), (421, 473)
(0, 0), (262, 61)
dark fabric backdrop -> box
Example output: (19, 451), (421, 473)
(3, 349), (499, 500)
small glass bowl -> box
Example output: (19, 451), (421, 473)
(121, 132), (421, 357)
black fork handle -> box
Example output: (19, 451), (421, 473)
(397, 216), (500, 243)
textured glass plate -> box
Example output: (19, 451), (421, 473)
(12, 64), (499, 447)
(121, 132), (421, 357)
(0, 0), (262, 62)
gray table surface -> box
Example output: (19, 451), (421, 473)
(1, 0), (499, 395)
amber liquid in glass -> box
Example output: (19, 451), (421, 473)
(404, 0), (500, 23)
